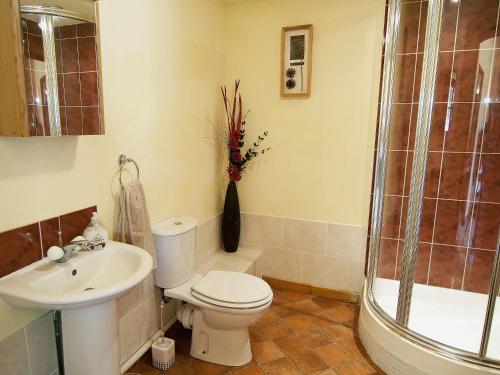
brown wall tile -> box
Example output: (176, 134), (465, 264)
(60, 206), (97, 244)
(455, 0), (499, 51)
(428, 245), (466, 290)
(40, 218), (62, 256)
(0, 224), (42, 278)
(463, 249), (495, 293)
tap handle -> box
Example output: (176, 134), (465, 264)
(47, 246), (64, 261)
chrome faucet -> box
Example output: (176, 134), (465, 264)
(56, 239), (106, 263)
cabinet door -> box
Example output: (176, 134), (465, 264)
(0, 0), (29, 137)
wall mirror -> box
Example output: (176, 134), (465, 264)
(0, 0), (103, 137)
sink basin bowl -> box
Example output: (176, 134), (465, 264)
(0, 240), (153, 310)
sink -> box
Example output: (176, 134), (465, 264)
(0, 240), (152, 310)
(0, 240), (153, 375)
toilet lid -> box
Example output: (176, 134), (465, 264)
(191, 271), (272, 307)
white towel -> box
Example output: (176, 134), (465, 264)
(116, 180), (156, 265)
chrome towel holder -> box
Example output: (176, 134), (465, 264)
(118, 154), (140, 188)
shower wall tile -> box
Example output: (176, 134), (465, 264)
(428, 245), (467, 290)
(372, 0), (500, 295)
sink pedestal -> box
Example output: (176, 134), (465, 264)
(61, 300), (120, 375)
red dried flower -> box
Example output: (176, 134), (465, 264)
(227, 164), (241, 181)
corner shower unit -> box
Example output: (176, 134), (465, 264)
(360, 0), (500, 374)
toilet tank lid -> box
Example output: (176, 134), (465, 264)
(153, 217), (197, 236)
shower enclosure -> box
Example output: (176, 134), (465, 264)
(363, 0), (500, 372)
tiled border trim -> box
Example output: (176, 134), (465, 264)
(0, 206), (96, 278)
(263, 275), (360, 304)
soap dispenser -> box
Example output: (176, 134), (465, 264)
(83, 212), (109, 243)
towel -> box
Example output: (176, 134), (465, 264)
(115, 180), (156, 265)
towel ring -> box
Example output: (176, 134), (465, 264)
(118, 154), (140, 188)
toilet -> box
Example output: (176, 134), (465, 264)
(153, 217), (273, 366)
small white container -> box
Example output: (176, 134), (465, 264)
(83, 212), (109, 242)
(152, 337), (175, 370)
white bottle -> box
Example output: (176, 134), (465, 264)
(83, 212), (109, 243)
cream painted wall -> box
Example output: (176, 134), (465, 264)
(224, 0), (384, 226)
(0, 0), (225, 338)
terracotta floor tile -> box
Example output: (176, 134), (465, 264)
(317, 304), (356, 325)
(262, 358), (301, 375)
(274, 333), (310, 357)
(230, 365), (266, 375)
(312, 296), (344, 308)
(321, 323), (355, 342)
(342, 337), (369, 360)
(306, 313), (335, 327)
(261, 320), (295, 339)
(251, 340), (285, 364)
(335, 361), (377, 375)
(284, 314), (317, 332)
(192, 358), (229, 375)
(314, 343), (352, 367)
(289, 350), (328, 374)
(315, 370), (339, 375)
(271, 291), (288, 305)
(230, 358), (257, 370)
(249, 325), (268, 343)
(279, 290), (312, 303)
(297, 328), (333, 348)
(271, 304), (302, 318)
(258, 308), (281, 324)
(290, 298), (323, 313)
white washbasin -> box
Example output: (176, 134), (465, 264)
(0, 240), (153, 310)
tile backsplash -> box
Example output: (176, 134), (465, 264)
(242, 213), (367, 293)
(0, 206), (96, 278)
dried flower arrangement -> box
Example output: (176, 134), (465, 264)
(220, 80), (271, 181)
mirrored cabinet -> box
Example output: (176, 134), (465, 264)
(0, 0), (103, 136)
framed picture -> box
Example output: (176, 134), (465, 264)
(281, 24), (313, 97)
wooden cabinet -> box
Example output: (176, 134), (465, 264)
(0, 0), (104, 137)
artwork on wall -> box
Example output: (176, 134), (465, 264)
(281, 24), (313, 97)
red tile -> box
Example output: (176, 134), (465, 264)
(80, 72), (99, 106)
(78, 37), (97, 72)
(444, 103), (481, 153)
(27, 34), (44, 62)
(417, 1), (427, 54)
(400, 198), (436, 242)
(60, 206), (96, 245)
(434, 200), (472, 247)
(396, 242), (431, 284)
(408, 103), (446, 152)
(0, 224), (42, 278)
(377, 238), (398, 279)
(476, 154), (500, 203)
(55, 39), (63, 73)
(403, 152), (440, 199)
(65, 107), (83, 135)
(82, 106), (100, 135)
(77, 23), (96, 37)
(428, 244), (467, 289)
(413, 53), (424, 102)
(61, 39), (79, 73)
(470, 203), (500, 250)
(59, 25), (77, 39)
(453, 50), (493, 103)
(63, 73), (82, 106)
(26, 19), (41, 36)
(381, 196), (402, 239)
(385, 151), (406, 196)
(434, 52), (453, 102)
(489, 50), (500, 103)
(463, 249), (496, 294)
(388, 104), (411, 150)
(439, 0), (459, 51)
(455, 0), (499, 51)
(393, 54), (416, 103)
(397, 2), (421, 54)
(40, 217), (61, 256)
(482, 103), (500, 153)
(439, 152), (474, 200)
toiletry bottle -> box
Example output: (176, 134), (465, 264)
(83, 212), (109, 243)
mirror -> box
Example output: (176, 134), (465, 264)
(20, 0), (102, 136)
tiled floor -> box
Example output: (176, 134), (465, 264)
(126, 288), (384, 375)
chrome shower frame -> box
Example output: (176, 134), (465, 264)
(366, 0), (500, 370)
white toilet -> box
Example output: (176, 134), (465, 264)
(153, 217), (273, 366)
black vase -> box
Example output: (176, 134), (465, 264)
(222, 180), (240, 253)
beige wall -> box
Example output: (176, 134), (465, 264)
(224, 0), (384, 226)
(0, 0), (225, 337)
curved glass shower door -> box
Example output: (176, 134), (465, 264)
(368, 0), (500, 367)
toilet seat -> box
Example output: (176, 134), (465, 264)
(191, 271), (272, 309)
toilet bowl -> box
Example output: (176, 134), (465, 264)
(152, 217), (273, 366)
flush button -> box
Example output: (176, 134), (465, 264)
(72, 269), (77, 276)
(174, 222), (183, 225)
